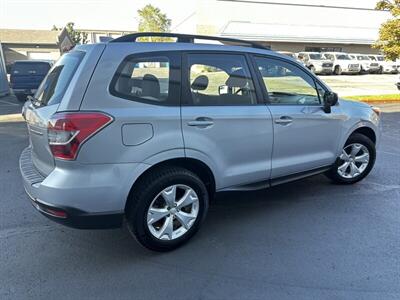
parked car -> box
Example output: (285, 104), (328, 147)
(368, 55), (398, 74)
(278, 51), (305, 66)
(297, 52), (333, 74)
(10, 60), (53, 101)
(20, 33), (380, 251)
(323, 52), (361, 75)
(349, 54), (380, 74)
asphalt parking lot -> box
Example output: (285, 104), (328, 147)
(0, 95), (399, 299)
(320, 74), (399, 96)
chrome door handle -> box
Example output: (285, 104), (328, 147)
(275, 116), (293, 125)
(187, 117), (214, 128)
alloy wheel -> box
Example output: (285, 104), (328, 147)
(146, 184), (200, 240)
(337, 143), (370, 179)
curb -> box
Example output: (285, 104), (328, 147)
(359, 100), (400, 104)
(0, 113), (23, 122)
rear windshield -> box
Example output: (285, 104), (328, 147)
(12, 62), (51, 76)
(33, 51), (85, 107)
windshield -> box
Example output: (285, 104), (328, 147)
(309, 54), (324, 60)
(12, 62), (51, 76)
(357, 55), (369, 61)
(34, 51), (85, 107)
(336, 54), (351, 60)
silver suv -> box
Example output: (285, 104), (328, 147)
(20, 33), (380, 251)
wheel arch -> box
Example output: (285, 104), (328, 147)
(125, 157), (216, 214)
(351, 126), (376, 144)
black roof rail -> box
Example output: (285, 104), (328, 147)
(110, 32), (270, 50)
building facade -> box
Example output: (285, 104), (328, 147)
(80, 29), (135, 44)
(0, 28), (73, 71)
(175, 0), (391, 54)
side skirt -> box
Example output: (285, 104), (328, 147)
(219, 165), (332, 192)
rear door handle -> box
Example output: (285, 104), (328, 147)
(187, 117), (214, 128)
(274, 116), (293, 125)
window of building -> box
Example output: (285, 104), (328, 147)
(254, 56), (321, 105)
(186, 53), (257, 106)
(305, 47), (342, 52)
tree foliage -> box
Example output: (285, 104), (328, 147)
(52, 22), (88, 45)
(137, 4), (172, 42)
(373, 0), (400, 60)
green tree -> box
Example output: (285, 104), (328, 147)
(137, 4), (172, 42)
(52, 22), (88, 45)
(373, 0), (400, 60)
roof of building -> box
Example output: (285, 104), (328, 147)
(0, 29), (61, 44)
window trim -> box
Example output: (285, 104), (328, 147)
(181, 50), (264, 106)
(250, 54), (329, 106)
(109, 51), (181, 106)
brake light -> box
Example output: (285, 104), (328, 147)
(48, 112), (113, 160)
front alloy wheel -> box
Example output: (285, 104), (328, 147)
(337, 143), (370, 179)
(326, 133), (376, 184)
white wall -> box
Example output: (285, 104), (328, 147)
(178, 0), (391, 45)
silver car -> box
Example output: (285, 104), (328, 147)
(20, 33), (381, 251)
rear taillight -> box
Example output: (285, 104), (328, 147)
(48, 112), (113, 160)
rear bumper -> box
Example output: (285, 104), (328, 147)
(25, 188), (123, 229)
(19, 147), (143, 229)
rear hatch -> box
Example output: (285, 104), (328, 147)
(11, 61), (51, 90)
(23, 51), (86, 176)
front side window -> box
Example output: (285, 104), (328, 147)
(111, 53), (179, 105)
(186, 53), (257, 106)
(254, 56), (321, 105)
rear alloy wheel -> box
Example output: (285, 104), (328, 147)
(147, 184), (200, 241)
(127, 167), (209, 251)
(326, 133), (376, 184)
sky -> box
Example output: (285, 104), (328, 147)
(0, 0), (196, 31)
(0, 0), (380, 31)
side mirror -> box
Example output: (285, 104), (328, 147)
(323, 91), (338, 113)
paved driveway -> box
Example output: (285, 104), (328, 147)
(0, 102), (399, 299)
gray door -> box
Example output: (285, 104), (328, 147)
(253, 56), (342, 178)
(181, 53), (273, 189)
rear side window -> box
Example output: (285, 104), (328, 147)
(34, 51), (85, 106)
(110, 52), (180, 105)
(186, 53), (257, 106)
(12, 62), (51, 76)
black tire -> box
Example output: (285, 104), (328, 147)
(126, 167), (209, 251)
(334, 65), (342, 75)
(325, 133), (376, 184)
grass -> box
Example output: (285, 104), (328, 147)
(345, 94), (400, 102)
